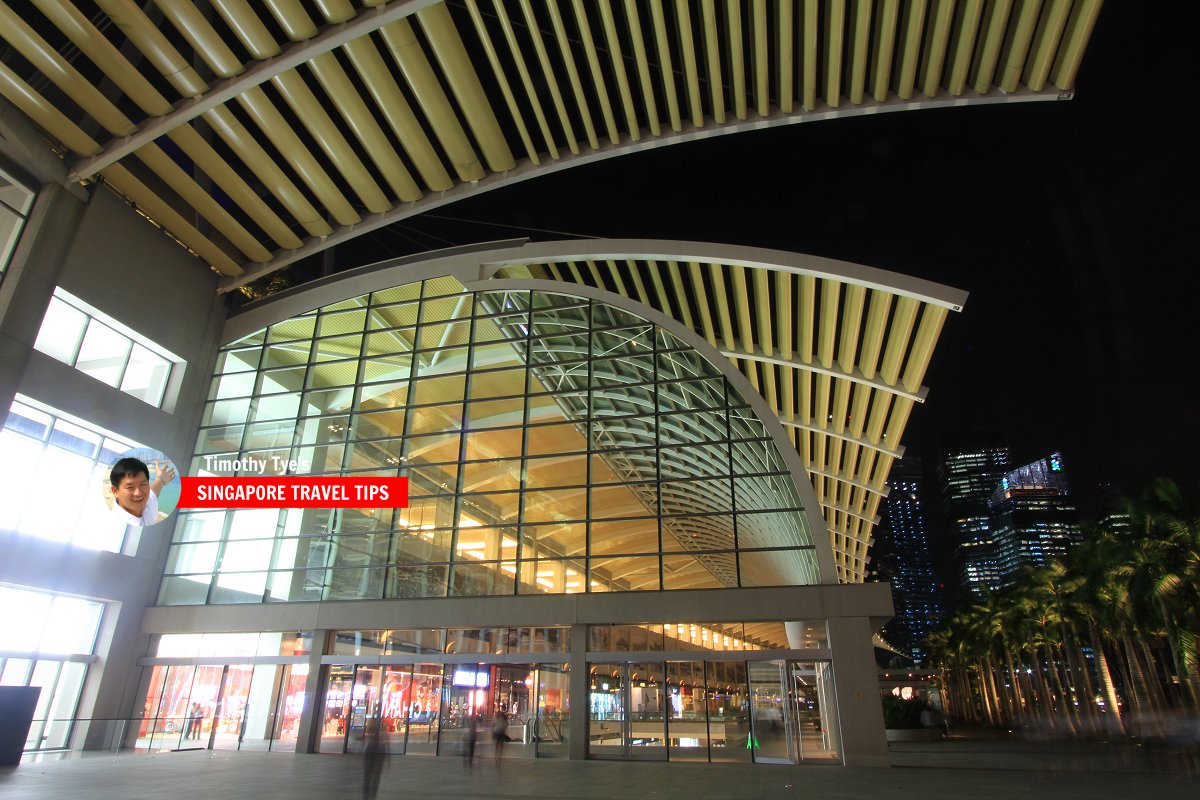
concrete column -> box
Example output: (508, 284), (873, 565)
(0, 183), (86, 412)
(827, 616), (889, 767)
(567, 623), (588, 760)
(295, 630), (331, 754)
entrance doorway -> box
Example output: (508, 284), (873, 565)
(588, 662), (667, 760)
(747, 660), (840, 763)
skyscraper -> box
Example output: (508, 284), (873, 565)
(988, 452), (1082, 578)
(879, 457), (943, 664)
(938, 433), (1010, 599)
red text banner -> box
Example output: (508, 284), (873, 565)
(180, 477), (409, 509)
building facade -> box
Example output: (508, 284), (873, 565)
(988, 452), (1081, 579)
(938, 434), (1010, 599)
(877, 457), (942, 664)
(0, 179), (973, 767)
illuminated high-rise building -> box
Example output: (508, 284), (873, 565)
(988, 452), (1082, 578)
(878, 457), (942, 664)
(938, 433), (1010, 598)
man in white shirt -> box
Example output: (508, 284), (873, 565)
(110, 457), (176, 527)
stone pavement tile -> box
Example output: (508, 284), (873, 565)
(1, 744), (1197, 800)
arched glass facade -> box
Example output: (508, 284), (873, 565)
(163, 277), (819, 605)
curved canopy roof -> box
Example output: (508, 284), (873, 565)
(231, 238), (966, 583)
(1, 0), (1100, 284)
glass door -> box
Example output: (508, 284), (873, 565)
(210, 664), (254, 750)
(747, 660), (792, 764)
(270, 664), (309, 752)
(666, 661), (708, 762)
(345, 665), (383, 753)
(789, 661), (840, 762)
(588, 662), (625, 759)
(533, 664), (569, 758)
(319, 665), (354, 753)
(237, 664), (284, 752)
(587, 662), (666, 760)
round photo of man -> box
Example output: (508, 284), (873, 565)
(104, 448), (180, 527)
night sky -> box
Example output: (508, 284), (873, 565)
(312, 2), (1197, 520)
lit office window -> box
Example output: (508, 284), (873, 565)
(0, 167), (34, 282)
(33, 289), (181, 408)
(0, 396), (144, 552)
(0, 586), (103, 753)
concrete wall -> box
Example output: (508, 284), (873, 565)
(0, 183), (226, 747)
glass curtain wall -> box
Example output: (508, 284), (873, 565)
(167, 281), (818, 606)
(0, 587), (103, 754)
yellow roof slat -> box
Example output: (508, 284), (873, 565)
(622, 0), (662, 136)
(380, 19), (486, 182)
(570, 0), (621, 145)
(646, 260), (671, 317)
(710, 265), (737, 351)
(847, 383), (872, 439)
(733, 266), (756, 355)
(776, 271), (794, 360)
(778, 0), (795, 112)
(491, 0), (561, 159)
(998, 0), (1044, 93)
(647, 0), (683, 132)
(307, 52), (423, 202)
(626, 259), (652, 308)
(726, 0), (748, 120)
(667, 261), (695, 331)
(518, 0), (580, 154)
(817, 278), (840, 369)
(700, 0), (726, 123)
(919, 0), (956, 98)
(831, 376), (851, 435)
(238, 83), (359, 225)
(838, 284), (867, 375)
(1024, 0), (1073, 91)
(688, 261), (720, 349)
(870, 0), (901, 101)
(847, 0), (873, 104)
(754, 267), (773, 358)
(673, 0), (705, 126)
(970, 0), (1014, 94)
(802, 0), (819, 110)
(895, 0), (929, 100)
(603, 259), (629, 297)
(857, 290), (893, 379)
(462, 0), (541, 164)
(902, 305), (948, 393)
(814, 374), (832, 443)
(878, 296), (919, 385)
(799, 367), (813, 425)
(799, 275), (816, 364)
(543, 0), (600, 150)
(272, 70), (391, 213)
(1051, 0), (1104, 91)
(946, 0), (985, 95)
(752, 0), (769, 117)
(417, 3), (516, 172)
(598, 0), (642, 141)
(823, 0), (847, 108)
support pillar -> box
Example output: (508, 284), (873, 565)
(295, 630), (331, 754)
(827, 616), (889, 767)
(0, 183), (86, 412)
(567, 623), (588, 760)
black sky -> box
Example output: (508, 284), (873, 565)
(320, 2), (1198, 516)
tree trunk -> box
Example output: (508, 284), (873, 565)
(1088, 618), (1125, 736)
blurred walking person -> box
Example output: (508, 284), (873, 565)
(362, 726), (387, 800)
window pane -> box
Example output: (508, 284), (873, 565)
(120, 343), (171, 404)
(75, 320), (132, 386)
(33, 297), (87, 364)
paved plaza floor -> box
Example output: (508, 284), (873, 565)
(3, 733), (1197, 800)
